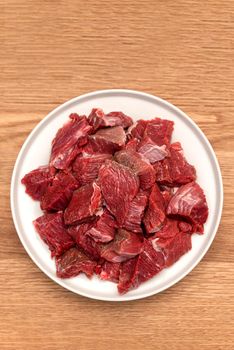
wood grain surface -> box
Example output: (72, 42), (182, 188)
(0, 1), (234, 349)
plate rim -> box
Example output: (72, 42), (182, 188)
(10, 89), (223, 301)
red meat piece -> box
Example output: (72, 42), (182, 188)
(167, 181), (208, 226)
(64, 182), (102, 225)
(73, 153), (112, 185)
(99, 160), (139, 225)
(153, 142), (196, 186)
(137, 136), (169, 163)
(21, 165), (56, 200)
(68, 222), (101, 260)
(118, 239), (165, 294)
(152, 218), (180, 239)
(56, 247), (97, 278)
(98, 261), (121, 283)
(41, 171), (79, 211)
(33, 212), (74, 257)
(100, 229), (144, 263)
(144, 117), (174, 146)
(88, 126), (126, 154)
(152, 231), (192, 267)
(88, 108), (105, 131)
(86, 209), (116, 243)
(50, 114), (92, 170)
(115, 149), (156, 190)
(125, 138), (139, 151)
(103, 111), (133, 129)
(123, 190), (148, 233)
(178, 221), (193, 233)
(128, 119), (148, 140)
(143, 184), (166, 235)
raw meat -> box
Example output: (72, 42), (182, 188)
(68, 222), (101, 260)
(86, 209), (117, 243)
(128, 119), (148, 140)
(22, 108), (209, 295)
(118, 239), (165, 294)
(50, 114), (92, 169)
(167, 182), (208, 226)
(21, 165), (56, 200)
(99, 160), (139, 225)
(33, 212), (74, 257)
(115, 149), (156, 190)
(64, 182), (102, 225)
(138, 136), (169, 163)
(144, 117), (174, 146)
(56, 247), (97, 278)
(152, 231), (192, 267)
(73, 153), (112, 185)
(153, 142), (196, 186)
(123, 190), (148, 233)
(41, 171), (79, 211)
(143, 184), (166, 235)
(97, 261), (121, 283)
(100, 229), (144, 263)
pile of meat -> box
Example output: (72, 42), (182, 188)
(21, 109), (208, 294)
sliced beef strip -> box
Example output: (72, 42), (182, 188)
(56, 247), (97, 278)
(98, 160), (139, 225)
(50, 114), (92, 170)
(73, 153), (112, 185)
(64, 182), (102, 225)
(143, 183), (166, 235)
(100, 229), (144, 263)
(41, 171), (79, 211)
(151, 231), (192, 267)
(115, 149), (156, 190)
(118, 239), (165, 294)
(123, 190), (148, 233)
(166, 181), (208, 228)
(33, 212), (74, 257)
(21, 165), (56, 201)
(153, 142), (196, 186)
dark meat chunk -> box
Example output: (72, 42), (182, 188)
(151, 231), (192, 267)
(153, 142), (196, 186)
(123, 190), (148, 233)
(88, 108), (105, 131)
(118, 239), (165, 294)
(103, 111), (133, 129)
(97, 261), (121, 283)
(100, 229), (144, 263)
(21, 165), (56, 200)
(167, 181), (208, 226)
(41, 171), (79, 211)
(144, 117), (174, 146)
(73, 153), (112, 185)
(50, 114), (92, 170)
(33, 212), (74, 257)
(86, 209), (116, 243)
(115, 149), (156, 190)
(56, 247), (97, 278)
(99, 160), (139, 225)
(64, 182), (102, 225)
(143, 184), (166, 235)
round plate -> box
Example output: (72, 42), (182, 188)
(11, 89), (223, 301)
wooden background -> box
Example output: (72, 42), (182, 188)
(0, 1), (233, 349)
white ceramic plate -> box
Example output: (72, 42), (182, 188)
(11, 89), (223, 301)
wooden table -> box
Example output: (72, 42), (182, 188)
(1, 1), (233, 349)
